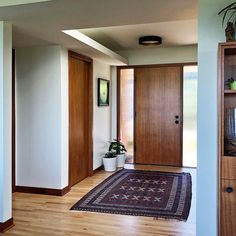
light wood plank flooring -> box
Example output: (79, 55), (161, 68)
(6, 165), (196, 236)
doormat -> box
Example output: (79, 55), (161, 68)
(71, 169), (192, 221)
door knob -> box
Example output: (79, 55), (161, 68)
(175, 115), (179, 119)
(226, 187), (233, 193)
(175, 120), (179, 124)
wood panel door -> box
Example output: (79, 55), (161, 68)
(69, 52), (91, 187)
(134, 66), (182, 166)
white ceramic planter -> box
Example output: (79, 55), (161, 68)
(103, 157), (117, 172)
(117, 153), (126, 168)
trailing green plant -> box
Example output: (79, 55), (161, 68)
(104, 151), (117, 159)
(225, 77), (236, 85)
(228, 77), (236, 83)
(218, 2), (236, 26)
(108, 139), (127, 155)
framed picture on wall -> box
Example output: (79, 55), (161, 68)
(98, 78), (109, 106)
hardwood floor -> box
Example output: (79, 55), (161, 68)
(6, 165), (196, 236)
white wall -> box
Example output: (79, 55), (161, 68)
(93, 60), (111, 170)
(197, 1), (232, 235)
(0, 22), (12, 223)
(60, 48), (69, 188)
(16, 45), (68, 189)
(16, 46), (111, 185)
(118, 45), (197, 65)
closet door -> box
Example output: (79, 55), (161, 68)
(69, 53), (90, 186)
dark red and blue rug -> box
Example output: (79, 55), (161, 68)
(71, 169), (192, 221)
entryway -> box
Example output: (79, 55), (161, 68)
(118, 64), (197, 168)
(7, 164), (196, 236)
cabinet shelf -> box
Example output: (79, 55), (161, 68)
(219, 43), (236, 235)
(224, 90), (236, 94)
(224, 155), (236, 159)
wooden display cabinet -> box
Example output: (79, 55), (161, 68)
(218, 42), (236, 236)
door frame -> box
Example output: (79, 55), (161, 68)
(12, 49), (16, 192)
(117, 62), (197, 166)
(68, 51), (93, 187)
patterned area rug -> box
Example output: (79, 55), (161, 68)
(71, 169), (192, 221)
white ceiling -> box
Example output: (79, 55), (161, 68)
(0, 0), (52, 7)
(80, 20), (197, 51)
(0, 0), (198, 64)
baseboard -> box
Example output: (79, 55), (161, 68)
(15, 185), (70, 196)
(92, 165), (104, 175)
(0, 218), (14, 233)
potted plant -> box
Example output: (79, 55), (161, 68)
(109, 139), (127, 168)
(226, 77), (236, 90)
(103, 151), (117, 172)
(218, 2), (236, 42)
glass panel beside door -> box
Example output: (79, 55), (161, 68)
(119, 69), (134, 163)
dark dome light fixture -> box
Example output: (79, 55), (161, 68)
(139, 35), (162, 46)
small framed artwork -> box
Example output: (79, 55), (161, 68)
(98, 78), (109, 106)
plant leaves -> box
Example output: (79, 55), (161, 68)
(218, 2), (236, 26)
(218, 2), (236, 15)
(223, 8), (236, 26)
(228, 9), (236, 22)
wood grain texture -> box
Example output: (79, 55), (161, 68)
(69, 52), (91, 187)
(218, 42), (236, 236)
(224, 90), (236, 94)
(221, 180), (236, 236)
(134, 66), (183, 166)
(6, 165), (196, 236)
(222, 156), (236, 180)
(218, 43), (225, 236)
(0, 218), (14, 233)
(15, 186), (70, 196)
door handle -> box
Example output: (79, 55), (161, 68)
(226, 187), (233, 193)
(175, 115), (179, 119)
(175, 120), (179, 124)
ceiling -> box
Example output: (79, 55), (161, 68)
(0, 0), (198, 64)
(80, 20), (197, 51)
(0, 0), (52, 7)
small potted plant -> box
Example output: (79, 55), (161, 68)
(109, 138), (127, 168)
(103, 151), (117, 172)
(226, 77), (236, 90)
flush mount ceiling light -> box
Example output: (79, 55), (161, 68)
(139, 35), (162, 46)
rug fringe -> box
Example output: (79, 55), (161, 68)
(153, 216), (187, 222)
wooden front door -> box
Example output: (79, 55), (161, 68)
(69, 52), (91, 187)
(134, 66), (183, 166)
